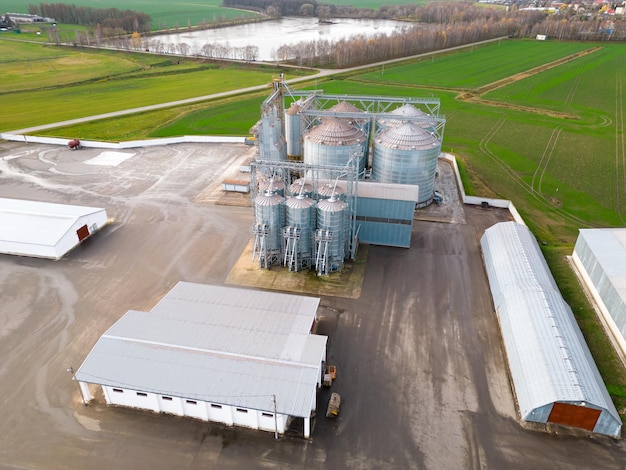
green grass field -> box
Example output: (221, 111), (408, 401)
(4, 0), (258, 31)
(356, 41), (594, 89)
(0, 41), (309, 131)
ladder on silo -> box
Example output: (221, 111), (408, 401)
(283, 226), (302, 272)
(252, 223), (271, 269)
(315, 229), (333, 276)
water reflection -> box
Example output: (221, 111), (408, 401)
(146, 17), (407, 61)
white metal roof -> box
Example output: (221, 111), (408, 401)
(356, 181), (420, 202)
(0, 198), (105, 247)
(0, 198), (108, 259)
(76, 283), (326, 418)
(481, 222), (621, 436)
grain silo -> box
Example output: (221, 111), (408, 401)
(372, 121), (441, 205)
(315, 197), (347, 275)
(284, 194), (316, 271)
(258, 178), (285, 197)
(285, 100), (303, 159)
(304, 118), (366, 179)
(328, 101), (370, 172)
(252, 190), (285, 268)
(256, 100), (287, 162)
(381, 103), (434, 130)
(289, 178), (313, 198)
(316, 181), (346, 200)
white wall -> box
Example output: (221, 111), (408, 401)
(0, 133), (245, 149)
(55, 209), (109, 259)
(100, 385), (288, 435)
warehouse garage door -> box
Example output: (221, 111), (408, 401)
(548, 402), (601, 431)
(76, 224), (89, 241)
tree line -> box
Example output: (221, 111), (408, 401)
(28, 3), (151, 33)
(275, 10), (543, 67)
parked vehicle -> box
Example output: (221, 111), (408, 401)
(326, 392), (341, 418)
(68, 139), (81, 150)
(323, 365), (337, 387)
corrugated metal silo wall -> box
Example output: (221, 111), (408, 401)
(304, 141), (365, 178)
(286, 198), (316, 256)
(254, 198), (284, 251)
(317, 200), (345, 262)
(355, 198), (415, 248)
(285, 113), (302, 158)
(372, 145), (441, 203)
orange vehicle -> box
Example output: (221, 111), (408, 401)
(323, 365), (337, 386)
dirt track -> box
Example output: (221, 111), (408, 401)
(456, 47), (602, 118)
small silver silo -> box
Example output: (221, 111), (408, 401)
(284, 194), (316, 271)
(285, 100), (303, 159)
(253, 190), (285, 268)
(316, 197), (347, 274)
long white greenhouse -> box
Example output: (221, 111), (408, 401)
(572, 228), (626, 363)
(481, 222), (621, 437)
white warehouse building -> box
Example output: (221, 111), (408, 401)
(572, 228), (626, 362)
(481, 222), (621, 437)
(75, 282), (327, 438)
(0, 198), (108, 259)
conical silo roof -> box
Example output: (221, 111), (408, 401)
(304, 118), (365, 146)
(258, 178), (285, 193)
(317, 183), (345, 199)
(286, 194), (316, 209)
(289, 178), (313, 195)
(285, 101), (301, 116)
(329, 101), (362, 113)
(376, 122), (439, 150)
(391, 104), (429, 119)
(317, 197), (347, 212)
(381, 103), (433, 129)
(255, 191), (284, 206)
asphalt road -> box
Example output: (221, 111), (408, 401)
(0, 141), (625, 469)
(5, 37), (506, 136)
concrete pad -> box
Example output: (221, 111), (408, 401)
(226, 241), (368, 299)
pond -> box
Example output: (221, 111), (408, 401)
(145, 17), (410, 62)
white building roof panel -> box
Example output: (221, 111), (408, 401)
(76, 337), (319, 417)
(0, 197), (105, 246)
(356, 181), (420, 202)
(76, 283), (327, 418)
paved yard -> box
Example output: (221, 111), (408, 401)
(0, 141), (624, 469)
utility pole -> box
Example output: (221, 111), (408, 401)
(272, 394), (278, 440)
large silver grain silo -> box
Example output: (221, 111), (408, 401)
(252, 190), (285, 268)
(315, 197), (347, 275)
(378, 103), (435, 134)
(328, 101), (370, 171)
(283, 194), (316, 271)
(372, 121), (441, 205)
(304, 118), (366, 179)
(285, 100), (303, 159)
